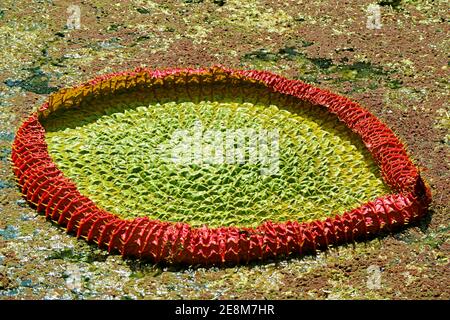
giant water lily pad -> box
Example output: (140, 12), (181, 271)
(12, 66), (431, 265)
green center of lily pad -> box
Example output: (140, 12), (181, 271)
(43, 93), (390, 228)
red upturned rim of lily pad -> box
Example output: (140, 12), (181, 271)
(11, 66), (432, 265)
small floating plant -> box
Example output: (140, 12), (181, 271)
(11, 66), (431, 265)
